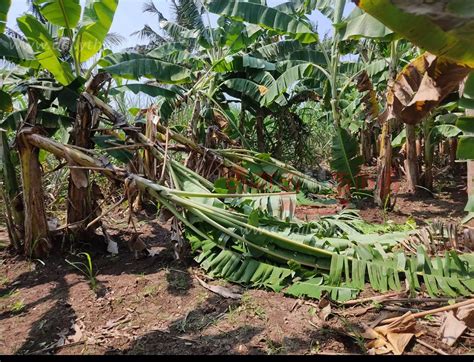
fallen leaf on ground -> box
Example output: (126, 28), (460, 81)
(195, 276), (242, 300)
(319, 304), (332, 322)
(362, 312), (421, 355)
(439, 311), (467, 346)
(456, 304), (474, 329)
(107, 239), (119, 255)
(68, 322), (83, 343)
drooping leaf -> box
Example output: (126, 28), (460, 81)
(17, 15), (75, 85)
(222, 78), (267, 102)
(254, 40), (303, 61)
(386, 52), (471, 125)
(285, 277), (358, 302)
(262, 63), (316, 106)
(431, 125), (461, 139)
(0, 110), (73, 133)
(0, 34), (36, 64)
(461, 71), (474, 109)
(190, 236), (294, 292)
(342, 7), (393, 40)
(92, 135), (134, 164)
(330, 127), (363, 189)
(110, 84), (180, 99)
(104, 55), (191, 83)
(288, 49), (326, 65)
(213, 54), (276, 73)
(208, 0), (318, 44)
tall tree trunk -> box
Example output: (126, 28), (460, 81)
(17, 89), (51, 257)
(66, 95), (95, 237)
(0, 132), (24, 251)
(404, 123), (419, 193)
(144, 106), (158, 180)
(361, 127), (372, 164)
(449, 138), (458, 170)
(423, 116), (435, 191)
(375, 118), (392, 207)
(17, 128), (51, 257)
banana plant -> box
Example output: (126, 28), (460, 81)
(20, 117), (474, 301)
(354, 0), (474, 209)
(12, 0), (119, 84)
(104, 0), (334, 154)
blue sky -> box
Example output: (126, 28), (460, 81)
(7, 0), (354, 50)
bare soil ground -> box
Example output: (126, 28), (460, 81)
(0, 175), (473, 355)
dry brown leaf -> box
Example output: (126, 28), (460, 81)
(387, 52), (471, 125)
(363, 312), (419, 355)
(65, 153), (88, 189)
(68, 323), (83, 343)
(456, 304), (474, 329)
(439, 311), (467, 346)
(195, 276), (242, 300)
(386, 332), (414, 355)
(319, 304), (332, 322)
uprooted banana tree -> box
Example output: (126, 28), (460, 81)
(1, 0), (473, 305)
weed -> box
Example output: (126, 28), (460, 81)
(196, 291), (209, 305)
(372, 301), (383, 310)
(143, 285), (158, 297)
(166, 270), (189, 291)
(265, 339), (285, 355)
(226, 293), (266, 322)
(10, 299), (25, 314)
(65, 252), (98, 292)
(424, 314), (436, 322)
(0, 276), (9, 287)
(308, 340), (321, 355)
(339, 317), (367, 353)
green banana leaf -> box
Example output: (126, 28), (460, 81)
(208, 0), (318, 44)
(330, 127), (363, 189)
(104, 55), (191, 83)
(456, 116), (474, 160)
(36, 0), (81, 29)
(0, 0), (10, 34)
(262, 63), (316, 106)
(0, 34), (37, 67)
(73, 0), (118, 63)
(253, 40), (303, 61)
(342, 6), (393, 40)
(110, 84), (180, 99)
(356, 0), (474, 66)
(17, 15), (75, 85)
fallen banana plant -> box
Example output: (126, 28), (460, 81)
(127, 174), (474, 302)
(20, 123), (474, 302)
(13, 101), (474, 303)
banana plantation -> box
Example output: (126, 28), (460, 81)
(0, 0), (474, 356)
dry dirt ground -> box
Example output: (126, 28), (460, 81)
(0, 177), (473, 355)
